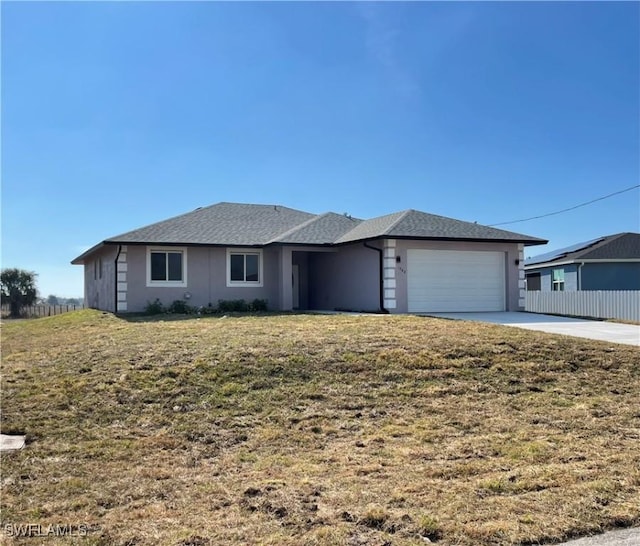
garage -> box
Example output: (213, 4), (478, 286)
(407, 249), (506, 312)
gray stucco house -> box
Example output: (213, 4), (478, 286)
(72, 202), (546, 314)
(524, 232), (640, 292)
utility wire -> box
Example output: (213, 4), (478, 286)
(488, 184), (640, 227)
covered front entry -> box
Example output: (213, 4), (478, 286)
(290, 245), (380, 311)
(407, 249), (506, 312)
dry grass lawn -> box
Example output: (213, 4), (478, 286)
(1, 310), (639, 545)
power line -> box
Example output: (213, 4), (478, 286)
(488, 184), (640, 227)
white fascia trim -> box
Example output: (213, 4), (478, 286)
(226, 248), (264, 288)
(574, 259), (640, 263)
(525, 261), (573, 270)
(525, 258), (640, 270)
(146, 246), (188, 288)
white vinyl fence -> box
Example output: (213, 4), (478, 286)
(525, 291), (640, 322)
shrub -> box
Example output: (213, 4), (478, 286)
(249, 298), (268, 312)
(199, 303), (218, 315)
(167, 299), (192, 314)
(144, 299), (165, 315)
(216, 299), (268, 313)
(217, 299), (249, 313)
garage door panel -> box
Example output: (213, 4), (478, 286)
(407, 250), (505, 312)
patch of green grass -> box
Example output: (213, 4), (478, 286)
(1, 310), (639, 545)
(416, 514), (442, 540)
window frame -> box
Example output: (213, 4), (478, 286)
(551, 268), (565, 291)
(226, 248), (263, 287)
(146, 247), (188, 287)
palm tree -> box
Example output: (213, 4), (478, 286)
(1, 268), (38, 318)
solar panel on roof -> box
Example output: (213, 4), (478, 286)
(525, 237), (604, 266)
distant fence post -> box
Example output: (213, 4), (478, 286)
(1, 303), (85, 319)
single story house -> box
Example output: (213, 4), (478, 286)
(72, 202), (546, 313)
(524, 232), (640, 291)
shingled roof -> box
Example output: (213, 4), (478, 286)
(335, 209), (542, 244)
(525, 232), (640, 267)
(72, 202), (546, 263)
(268, 212), (362, 244)
(105, 202), (315, 246)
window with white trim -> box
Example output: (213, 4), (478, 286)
(227, 249), (263, 286)
(552, 268), (565, 291)
(146, 247), (187, 287)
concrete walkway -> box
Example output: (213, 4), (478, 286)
(556, 527), (640, 546)
(425, 312), (640, 346)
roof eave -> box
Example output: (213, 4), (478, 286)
(74, 232), (547, 263)
(336, 235), (548, 246)
(105, 240), (269, 248)
(525, 257), (640, 269)
(71, 242), (108, 265)
(525, 259), (575, 269)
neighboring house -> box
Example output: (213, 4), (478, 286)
(71, 202), (546, 314)
(524, 232), (640, 292)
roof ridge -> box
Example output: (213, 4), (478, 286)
(571, 232), (640, 260)
(218, 201), (310, 213)
(382, 209), (413, 236)
(265, 212), (326, 244)
(105, 201), (226, 241)
(572, 235), (613, 258)
(413, 208), (540, 238)
(333, 209), (409, 244)
(606, 232), (634, 239)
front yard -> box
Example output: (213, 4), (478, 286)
(1, 310), (639, 545)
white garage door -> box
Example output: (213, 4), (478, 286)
(407, 250), (505, 312)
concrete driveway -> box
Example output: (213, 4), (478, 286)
(425, 312), (640, 346)
(556, 527), (640, 546)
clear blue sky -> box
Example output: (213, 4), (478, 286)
(2, 1), (638, 298)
